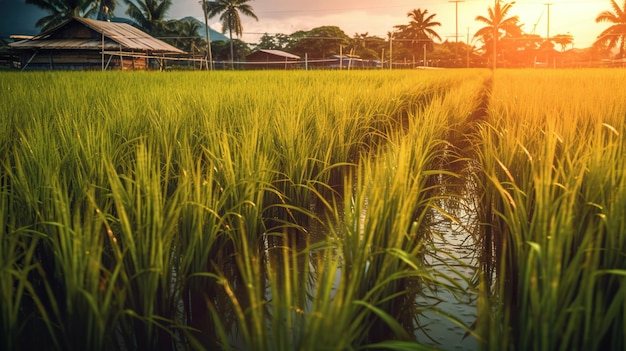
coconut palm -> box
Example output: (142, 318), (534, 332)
(348, 32), (380, 59)
(474, 0), (520, 69)
(200, 0), (214, 69)
(96, 0), (117, 21)
(123, 0), (173, 36)
(595, 0), (626, 58)
(172, 19), (204, 54)
(26, 0), (100, 31)
(394, 9), (442, 54)
(205, 0), (258, 65)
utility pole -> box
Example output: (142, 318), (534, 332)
(545, 3), (552, 68)
(545, 3), (552, 40)
(389, 33), (393, 70)
(467, 27), (470, 68)
(449, 0), (464, 63)
(449, 0), (464, 44)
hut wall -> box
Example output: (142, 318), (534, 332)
(18, 50), (149, 70)
(119, 56), (147, 70)
(19, 50), (102, 70)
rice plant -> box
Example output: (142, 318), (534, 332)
(4, 68), (622, 351)
(474, 70), (626, 351)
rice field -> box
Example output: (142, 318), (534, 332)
(0, 69), (624, 351)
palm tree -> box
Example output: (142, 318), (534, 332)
(474, 0), (520, 69)
(96, 0), (117, 21)
(394, 9), (442, 55)
(200, 0), (213, 70)
(595, 0), (626, 58)
(123, 0), (173, 36)
(26, 0), (100, 31)
(352, 32), (368, 51)
(172, 20), (204, 54)
(205, 0), (258, 65)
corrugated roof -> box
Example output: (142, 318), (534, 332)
(254, 49), (300, 60)
(11, 38), (126, 51)
(10, 17), (184, 54)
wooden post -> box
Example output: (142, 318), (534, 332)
(389, 34), (392, 70)
(101, 31), (104, 71)
(339, 45), (342, 70)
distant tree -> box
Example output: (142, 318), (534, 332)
(122, 0), (173, 36)
(287, 26), (350, 58)
(564, 45), (613, 66)
(347, 32), (383, 59)
(348, 32), (367, 54)
(512, 33), (543, 67)
(429, 41), (453, 64)
(256, 34), (273, 49)
(205, 0), (259, 64)
(362, 36), (387, 59)
(172, 19), (205, 54)
(474, 0), (520, 69)
(26, 0), (100, 31)
(430, 40), (477, 67)
(394, 8), (442, 56)
(97, 0), (117, 21)
(256, 33), (291, 50)
(551, 33), (574, 52)
(211, 39), (250, 63)
(594, 0), (626, 58)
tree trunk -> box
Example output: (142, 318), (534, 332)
(202, 0), (213, 70)
(493, 27), (497, 70)
(229, 29), (234, 70)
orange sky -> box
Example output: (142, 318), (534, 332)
(169, 0), (612, 49)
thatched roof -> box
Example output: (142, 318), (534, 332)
(10, 17), (184, 54)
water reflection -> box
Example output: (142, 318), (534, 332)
(402, 142), (484, 350)
(204, 150), (487, 349)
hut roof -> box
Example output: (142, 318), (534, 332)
(249, 49), (300, 60)
(10, 17), (184, 54)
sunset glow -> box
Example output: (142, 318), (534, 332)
(2, 1), (626, 350)
(165, 0), (608, 48)
(2, 0), (613, 49)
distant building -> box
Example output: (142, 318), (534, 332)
(245, 49), (300, 69)
(9, 17), (185, 71)
(327, 55), (379, 69)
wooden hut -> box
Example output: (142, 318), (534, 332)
(9, 17), (185, 71)
(245, 49), (300, 69)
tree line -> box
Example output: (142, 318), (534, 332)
(18, 0), (626, 68)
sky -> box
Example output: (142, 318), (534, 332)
(170, 0), (610, 49)
(1, 0), (615, 49)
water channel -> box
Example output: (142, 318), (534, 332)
(414, 171), (481, 350)
(301, 161), (483, 350)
